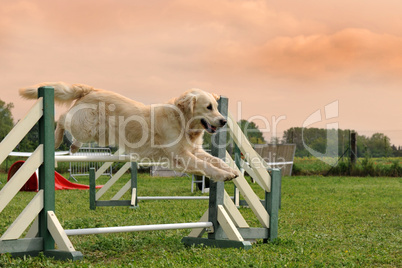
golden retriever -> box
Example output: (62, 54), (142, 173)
(19, 82), (239, 182)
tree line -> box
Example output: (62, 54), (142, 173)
(283, 127), (401, 158)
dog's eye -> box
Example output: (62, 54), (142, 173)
(207, 104), (213, 110)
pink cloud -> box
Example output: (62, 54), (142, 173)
(208, 28), (402, 82)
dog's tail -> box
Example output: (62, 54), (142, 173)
(19, 82), (95, 105)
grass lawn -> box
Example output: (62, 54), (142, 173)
(0, 173), (400, 267)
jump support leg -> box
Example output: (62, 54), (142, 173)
(39, 87), (83, 260)
(182, 96), (251, 249)
(89, 162), (138, 210)
(265, 168), (281, 242)
(0, 87), (82, 260)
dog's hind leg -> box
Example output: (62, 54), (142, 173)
(70, 140), (82, 154)
(55, 115), (65, 149)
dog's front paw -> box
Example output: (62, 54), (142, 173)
(232, 168), (241, 178)
(225, 171), (238, 181)
(212, 170), (238, 182)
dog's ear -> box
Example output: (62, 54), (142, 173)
(211, 93), (220, 101)
(175, 93), (197, 115)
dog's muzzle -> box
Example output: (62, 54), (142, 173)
(201, 118), (227, 134)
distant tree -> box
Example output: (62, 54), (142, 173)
(0, 99), (14, 141)
(283, 127), (309, 156)
(17, 123), (39, 151)
(203, 119), (266, 151)
(368, 133), (392, 157)
(237, 120), (266, 145)
(0, 98), (42, 152)
(392, 145), (402, 157)
(17, 121), (72, 152)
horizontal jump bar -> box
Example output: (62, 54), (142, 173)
(265, 161), (293, 165)
(138, 196), (210, 200)
(65, 222), (213, 236)
(55, 155), (166, 165)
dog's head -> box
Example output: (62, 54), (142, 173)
(175, 89), (227, 134)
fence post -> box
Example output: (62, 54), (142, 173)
(233, 144), (241, 206)
(266, 169), (281, 242)
(208, 96), (228, 240)
(38, 86), (55, 251)
(350, 132), (357, 165)
(89, 168), (96, 210)
(131, 162), (138, 207)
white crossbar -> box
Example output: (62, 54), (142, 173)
(226, 152), (270, 228)
(96, 162), (131, 200)
(56, 155), (135, 162)
(227, 113), (271, 192)
(0, 98), (43, 165)
(1, 190), (44, 240)
(0, 145), (43, 213)
(137, 196), (210, 200)
(111, 179), (132, 201)
(65, 222), (213, 236)
(55, 155), (169, 165)
(95, 148), (125, 179)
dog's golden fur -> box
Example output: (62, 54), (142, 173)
(19, 82), (239, 181)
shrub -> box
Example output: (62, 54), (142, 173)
(360, 157), (376, 176)
(387, 160), (402, 177)
(291, 163), (302, 176)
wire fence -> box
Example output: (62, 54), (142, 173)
(69, 147), (113, 181)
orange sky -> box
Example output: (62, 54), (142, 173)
(1, 0), (402, 146)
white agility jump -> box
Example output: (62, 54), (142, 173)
(0, 87), (281, 261)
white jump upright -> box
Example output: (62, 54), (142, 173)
(0, 89), (281, 260)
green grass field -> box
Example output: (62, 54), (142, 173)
(0, 173), (400, 267)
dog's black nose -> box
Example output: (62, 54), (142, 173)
(219, 119), (227, 126)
